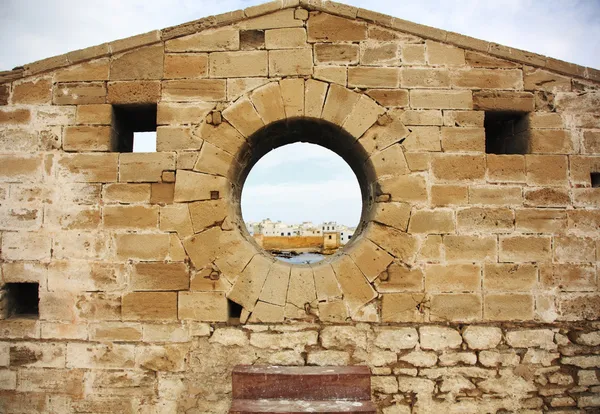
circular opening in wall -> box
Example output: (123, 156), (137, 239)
(232, 118), (377, 264)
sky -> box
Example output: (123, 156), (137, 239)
(2, 0), (599, 225)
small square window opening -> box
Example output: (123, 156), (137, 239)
(3, 283), (39, 318)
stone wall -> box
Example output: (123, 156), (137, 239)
(0, 0), (599, 412)
(259, 235), (324, 250)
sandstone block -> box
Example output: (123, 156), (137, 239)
(515, 209), (566, 233)
(348, 67), (400, 88)
(250, 331), (318, 351)
(165, 28), (239, 52)
(372, 376), (398, 394)
(162, 79), (226, 102)
(11, 78), (52, 104)
(280, 78), (304, 118)
(311, 263), (342, 302)
(378, 175), (427, 203)
(76, 104), (113, 125)
(52, 231), (108, 260)
(269, 48), (313, 76)
(399, 350), (437, 367)
(158, 102), (215, 126)
(499, 235), (551, 263)
(122, 292), (177, 320)
(2, 232), (51, 261)
(375, 262), (423, 293)
(485, 294), (534, 321)
(53, 82), (106, 105)
(210, 51), (268, 77)
(506, 329), (556, 350)
(330, 255), (377, 317)
(251, 82), (286, 124)
(265, 27), (307, 49)
(222, 96), (264, 137)
(484, 264), (537, 292)
(227, 254), (272, 312)
(304, 79), (328, 117)
(0, 108), (31, 124)
(426, 40), (465, 66)
(372, 202), (411, 231)
(347, 238), (394, 282)
(287, 266), (317, 309)
(402, 44), (426, 64)
(441, 127), (485, 152)
(366, 89), (409, 107)
(540, 264), (596, 292)
(17, 367), (84, 395)
(119, 152), (176, 182)
(432, 154), (485, 181)
(107, 81), (160, 104)
(131, 262), (189, 291)
(463, 326), (502, 349)
(473, 91), (534, 111)
(307, 12), (367, 42)
(321, 83), (360, 126)
(103, 183), (150, 203)
(67, 342), (135, 369)
(450, 69), (522, 89)
(425, 264), (480, 292)
(365, 222), (418, 263)
(583, 130), (600, 154)
(403, 126), (441, 151)
(320, 326), (367, 349)
(55, 58), (110, 82)
(361, 43), (400, 66)
(156, 126), (201, 151)
(115, 233), (170, 261)
(318, 301), (348, 323)
(381, 293), (426, 322)
(89, 322), (143, 341)
(372, 328), (418, 353)
(163, 53), (209, 79)
(240, 9), (304, 31)
(249, 301), (285, 323)
(431, 185), (468, 206)
(554, 236), (596, 263)
(0, 154), (44, 183)
(9, 342), (66, 368)
(411, 89), (473, 109)
(408, 210), (455, 234)
(524, 67), (571, 92)
(314, 66), (347, 86)
(110, 44), (164, 80)
(240, 29), (266, 50)
(173, 170), (228, 202)
(307, 350), (350, 366)
(314, 43), (359, 64)
(486, 154), (525, 183)
(178, 291), (228, 322)
(63, 126), (115, 152)
(443, 110), (484, 127)
(444, 235), (496, 262)
(343, 94), (385, 138)
(468, 186), (522, 205)
(457, 207), (514, 233)
(401, 68), (449, 88)
(420, 326), (462, 350)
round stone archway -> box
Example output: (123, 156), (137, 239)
(174, 79), (415, 323)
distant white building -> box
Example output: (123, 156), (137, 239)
(246, 219), (353, 244)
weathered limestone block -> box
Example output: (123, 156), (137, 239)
(89, 322), (143, 342)
(348, 67), (400, 88)
(463, 326), (503, 350)
(372, 202), (411, 231)
(469, 186), (522, 205)
(372, 376), (398, 394)
(374, 328), (418, 351)
(119, 152), (176, 183)
(2, 232), (51, 261)
(411, 90), (472, 109)
(162, 79), (226, 102)
(314, 66), (347, 85)
(17, 367), (84, 395)
(311, 262), (343, 301)
(439, 351), (477, 366)
(9, 342), (66, 368)
(173, 170), (228, 202)
(287, 266), (317, 309)
(11, 78), (52, 104)
(227, 254), (273, 312)
(479, 350), (520, 367)
(210, 51), (268, 78)
(444, 235), (496, 262)
(239, 9), (304, 31)
(270, 48), (313, 76)
(457, 207), (514, 233)
(122, 292), (178, 321)
(131, 262), (189, 291)
(178, 292), (228, 322)
(430, 293), (482, 322)
(110, 44), (164, 80)
(166, 27), (239, 52)
(420, 326), (462, 350)
(58, 153), (119, 183)
(249, 331), (318, 351)
(364, 222), (418, 263)
(307, 12), (367, 42)
(163, 53), (209, 79)
(318, 301), (348, 322)
(209, 328), (249, 347)
(320, 326), (368, 349)
(378, 175), (427, 203)
(265, 27), (307, 49)
(53, 82), (106, 105)
(115, 233), (170, 261)
(194, 141), (235, 177)
(399, 350), (438, 367)
(157, 102), (214, 125)
(279, 78), (304, 118)
(484, 294), (534, 321)
(347, 238), (394, 282)
(483, 264), (537, 292)
(136, 344), (189, 372)
(425, 264), (480, 292)
(409, 210), (455, 234)
(486, 154), (525, 183)
(343, 95), (385, 138)
(107, 80), (161, 104)
(250, 82), (286, 124)
(432, 153), (485, 182)
(331, 255), (377, 317)
(307, 350), (350, 366)
(304, 79), (328, 117)
(359, 111), (410, 155)
(222, 96), (264, 137)
(315, 43), (359, 64)
(473, 91), (534, 111)
(66, 343), (135, 369)
(381, 293), (427, 323)
(249, 302), (285, 323)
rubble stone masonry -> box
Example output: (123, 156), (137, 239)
(0, 0), (599, 412)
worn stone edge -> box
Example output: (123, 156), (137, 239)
(1, 0), (598, 84)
